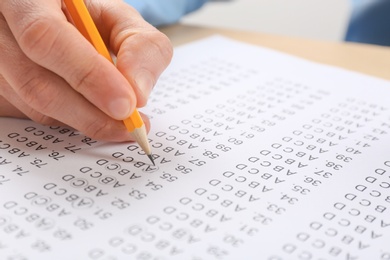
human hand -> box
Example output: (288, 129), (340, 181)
(0, 0), (173, 141)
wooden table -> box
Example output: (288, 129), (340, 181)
(160, 24), (390, 81)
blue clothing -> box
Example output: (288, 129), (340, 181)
(124, 0), (390, 47)
(124, 0), (208, 27)
(346, 0), (390, 46)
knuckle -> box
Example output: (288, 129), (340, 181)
(29, 111), (58, 126)
(17, 73), (58, 114)
(138, 31), (173, 64)
(0, 75), (9, 95)
(0, 18), (10, 49)
(155, 33), (173, 63)
(69, 61), (97, 93)
(18, 16), (61, 62)
(82, 118), (113, 140)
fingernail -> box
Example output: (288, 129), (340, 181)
(109, 98), (132, 120)
(134, 70), (154, 100)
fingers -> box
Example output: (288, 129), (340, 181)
(90, 0), (173, 107)
(0, 0), (136, 120)
(0, 75), (61, 125)
(0, 0), (166, 142)
(0, 14), (132, 142)
(0, 94), (28, 119)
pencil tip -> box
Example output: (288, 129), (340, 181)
(147, 154), (155, 166)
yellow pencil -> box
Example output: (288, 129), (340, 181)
(63, 0), (154, 165)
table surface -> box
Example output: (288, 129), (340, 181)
(160, 24), (390, 81)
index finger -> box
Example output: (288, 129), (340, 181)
(88, 0), (174, 107)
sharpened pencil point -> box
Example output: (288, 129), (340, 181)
(148, 154), (155, 166)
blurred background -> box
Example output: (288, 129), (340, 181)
(182, 0), (351, 42)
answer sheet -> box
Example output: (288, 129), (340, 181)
(0, 36), (389, 260)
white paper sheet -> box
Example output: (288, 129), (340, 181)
(0, 36), (389, 260)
